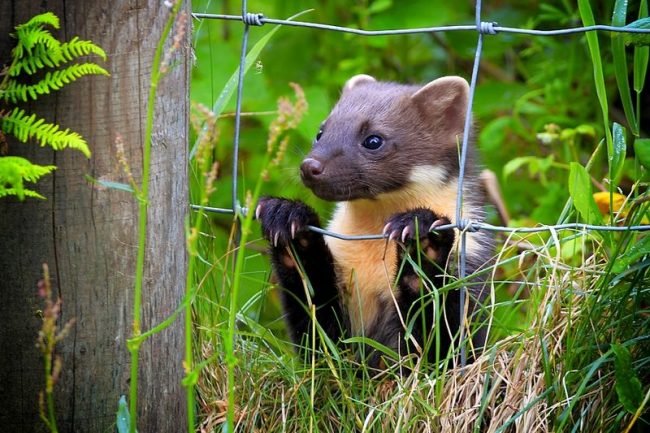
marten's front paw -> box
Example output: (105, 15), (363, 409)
(383, 209), (454, 249)
(256, 197), (320, 248)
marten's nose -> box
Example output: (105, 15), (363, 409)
(300, 158), (324, 179)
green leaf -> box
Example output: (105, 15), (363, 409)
(190, 9), (312, 159)
(116, 395), (135, 433)
(578, 0), (613, 165)
(612, 344), (643, 413)
(181, 370), (199, 387)
(9, 36), (107, 77)
(503, 155), (554, 184)
(503, 156), (533, 179)
(623, 17), (650, 46)
(578, 0), (609, 121)
(84, 176), (135, 193)
(61, 36), (107, 61)
(2, 108), (91, 157)
(13, 27), (61, 60)
(568, 162), (602, 225)
(14, 12), (60, 31)
(368, 0), (393, 14)
(611, 122), (627, 183)
(613, 236), (650, 273)
(612, 0), (638, 134)
(634, 138), (650, 168)
(0, 156), (56, 200)
(1, 63), (109, 104)
(634, 1), (649, 92)
(342, 336), (400, 360)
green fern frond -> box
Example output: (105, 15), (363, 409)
(0, 155), (56, 200)
(10, 37), (107, 76)
(11, 13), (62, 63)
(2, 108), (91, 157)
(14, 12), (60, 31)
(61, 37), (107, 61)
(10, 43), (61, 76)
(13, 27), (62, 60)
(2, 63), (109, 103)
(0, 187), (47, 199)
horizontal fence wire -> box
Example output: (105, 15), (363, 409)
(191, 7), (650, 239)
(189, 205), (650, 238)
(193, 0), (650, 366)
(193, 12), (650, 36)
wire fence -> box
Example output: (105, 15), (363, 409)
(192, 0), (650, 366)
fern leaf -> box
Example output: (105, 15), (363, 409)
(10, 37), (108, 77)
(10, 13), (62, 64)
(13, 27), (62, 60)
(2, 108), (91, 157)
(0, 155), (56, 200)
(0, 188), (48, 199)
(2, 63), (109, 103)
(61, 37), (107, 61)
(14, 12), (60, 31)
(10, 43), (60, 76)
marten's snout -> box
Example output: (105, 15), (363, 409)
(300, 158), (324, 180)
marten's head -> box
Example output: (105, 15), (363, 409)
(301, 75), (470, 202)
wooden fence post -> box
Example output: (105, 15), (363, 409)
(0, 1), (190, 431)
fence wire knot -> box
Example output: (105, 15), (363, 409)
(242, 13), (264, 26)
(457, 218), (479, 233)
(478, 21), (498, 35)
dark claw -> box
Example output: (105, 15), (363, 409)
(429, 218), (446, 231)
(401, 225), (412, 243)
(257, 197), (320, 249)
(385, 208), (452, 244)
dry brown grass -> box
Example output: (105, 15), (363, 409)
(196, 233), (646, 432)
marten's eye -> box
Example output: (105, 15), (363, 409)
(315, 129), (323, 141)
(362, 135), (383, 150)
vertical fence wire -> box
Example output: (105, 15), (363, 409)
(231, 0), (250, 215)
(456, 0), (486, 368)
(193, 1), (650, 368)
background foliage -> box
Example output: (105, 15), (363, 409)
(191, 0), (647, 329)
(190, 1), (649, 431)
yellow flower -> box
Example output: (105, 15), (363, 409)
(593, 191), (626, 216)
(593, 192), (650, 224)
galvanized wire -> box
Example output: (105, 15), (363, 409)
(193, 2), (650, 367)
(230, 0), (251, 214)
(192, 12), (650, 36)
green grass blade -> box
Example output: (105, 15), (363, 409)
(342, 336), (400, 360)
(578, 0), (614, 185)
(634, 0), (648, 129)
(189, 10), (312, 159)
(623, 17), (650, 46)
(578, 0), (609, 125)
(84, 176), (135, 193)
(612, 122), (627, 183)
(612, 0), (638, 135)
(634, 0), (649, 93)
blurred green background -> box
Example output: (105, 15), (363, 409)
(189, 0), (647, 339)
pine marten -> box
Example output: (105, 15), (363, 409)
(256, 74), (493, 370)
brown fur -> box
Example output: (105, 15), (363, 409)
(310, 75), (491, 343)
(260, 75), (493, 367)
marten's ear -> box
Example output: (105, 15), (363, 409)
(343, 74), (376, 92)
(410, 76), (469, 133)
